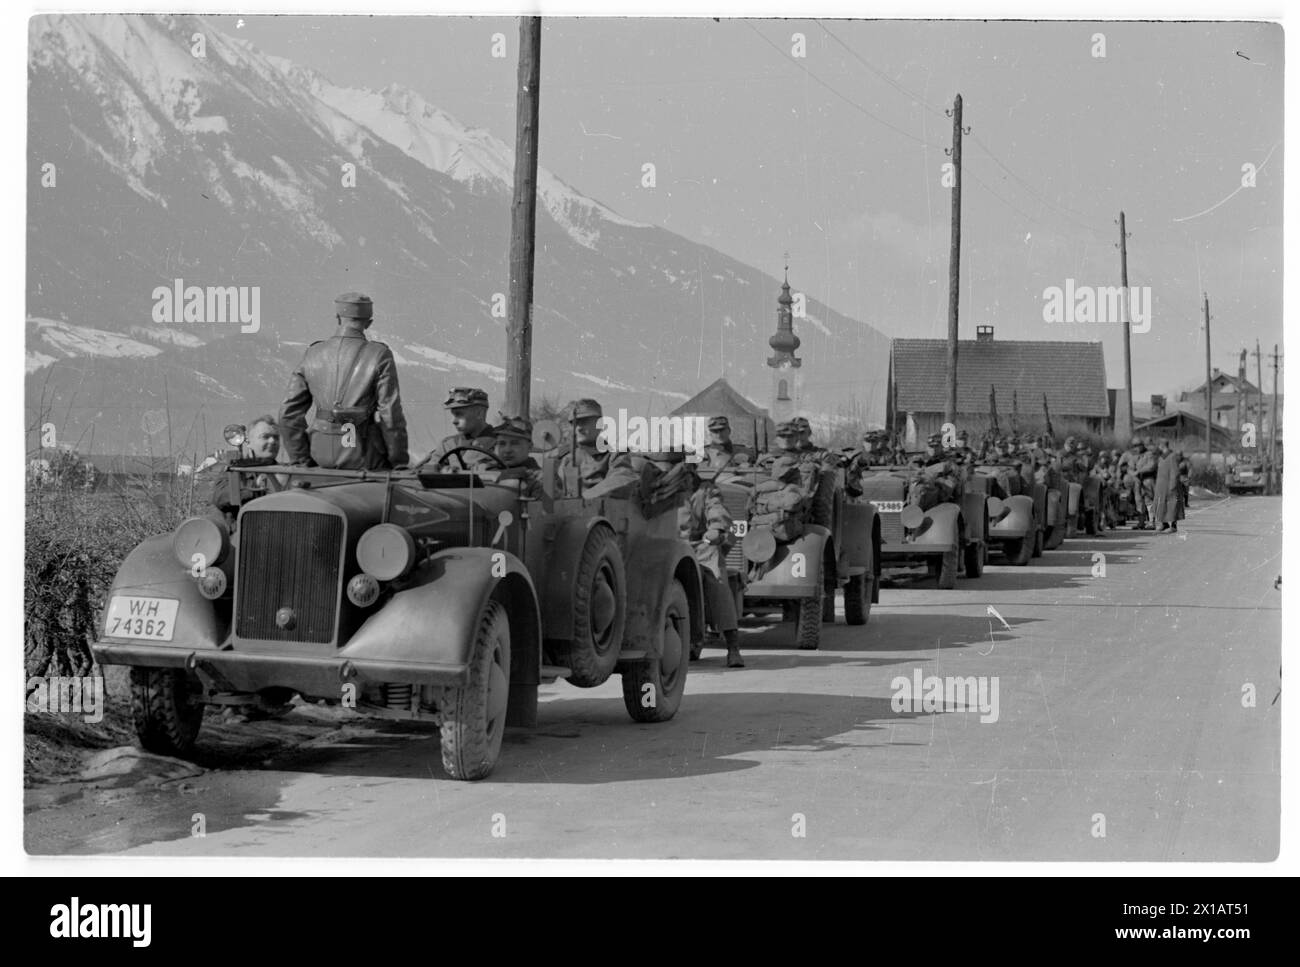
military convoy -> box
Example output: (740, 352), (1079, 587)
(93, 448), (702, 781)
(93, 410), (1098, 781)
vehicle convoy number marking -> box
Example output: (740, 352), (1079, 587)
(104, 596), (179, 641)
(870, 500), (904, 513)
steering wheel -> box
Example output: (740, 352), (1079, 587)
(435, 446), (507, 472)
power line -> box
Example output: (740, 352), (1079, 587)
(813, 19), (948, 118)
(742, 21), (944, 151)
(967, 133), (1110, 234)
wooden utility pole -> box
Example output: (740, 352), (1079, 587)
(1270, 344), (1281, 494)
(1203, 294), (1212, 466)
(944, 94), (964, 426)
(1117, 211), (1133, 444)
(505, 17), (541, 419)
(1254, 339), (1264, 439)
(1235, 348), (1246, 444)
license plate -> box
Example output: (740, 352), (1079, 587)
(1239, 470), (1255, 478)
(104, 596), (179, 641)
(871, 500), (904, 513)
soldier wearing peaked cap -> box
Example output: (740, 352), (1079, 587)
(702, 414), (754, 469)
(557, 398), (634, 495)
(491, 413), (544, 498)
(280, 292), (409, 471)
(419, 387), (497, 469)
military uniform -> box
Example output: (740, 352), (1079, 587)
(424, 387), (497, 469)
(206, 455), (284, 521)
(909, 433), (963, 509)
(280, 293), (408, 470)
(702, 416), (754, 469)
(492, 414), (543, 499)
(557, 398), (634, 495)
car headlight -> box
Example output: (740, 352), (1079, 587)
(174, 516), (230, 570)
(742, 527), (777, 564)
(357, 523), (415, 580)
(987, 497), (1006, 519)
(347, 573), (381, 608)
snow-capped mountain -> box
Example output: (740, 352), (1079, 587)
(27, 13), (889, 457)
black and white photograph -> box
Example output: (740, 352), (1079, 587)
(15, 3), (1289, 872)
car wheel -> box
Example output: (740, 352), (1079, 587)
(964, 539), (984, 578)
(130, 667), (204, 757)
(622, 579), (689, 722)
(796, 584), (824, 650)
(565, 526), (626, 688)
(440, 600), (510, 781)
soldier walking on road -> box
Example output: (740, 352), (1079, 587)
(280, 292), (408, 471)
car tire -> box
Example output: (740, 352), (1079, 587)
(130, 667), (204, 757)
(622, 579), (689, 722)
(796, 583), (824, 650)
(844, 573), (870, 625)
(440, 600), (510, 781)
(1031, 525), (1044, 558)
(964, 539), (984, 578)
(565, 526), (626, 688)
(822, 587), (836, 623)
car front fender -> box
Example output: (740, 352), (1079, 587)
(745, 525), (830, 598)
(908, 501), (961, 549)
(92, 535), (225, 667)
(989, 494), (1036, 539)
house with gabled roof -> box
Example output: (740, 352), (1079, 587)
(670, 377), (774, 450)
(887, 326), (1110, 446)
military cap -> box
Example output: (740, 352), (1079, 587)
(568, 398), (603, 420)
(708, 415), (730, 431)
(774, 421), (798, 436)
(792, 416), (811, 431)
(443, 387), (489, 410)
(494, 414), (533, 442)
(334, 292), (373, 320)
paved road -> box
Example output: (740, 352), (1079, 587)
(26, 496), (1281, 860)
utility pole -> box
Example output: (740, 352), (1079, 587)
(1203, 294), (1212, 467)
(1117, 211), (1133, 444)
(944, 94), (964, 426)
(1235, 347), (1246, 446)
(505, 16), (541, 419)
(1254, 339), (1264, 463)
(1270, 344), (1281, 495)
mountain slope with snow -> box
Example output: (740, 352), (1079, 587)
(26, 13), (889, 456)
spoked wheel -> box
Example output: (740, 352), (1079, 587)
(440, 600), (511, 781)
(623, 579), (689, 722)
(566, 527), (626, 687)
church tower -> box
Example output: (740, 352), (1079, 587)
(766, 263), (801, 424)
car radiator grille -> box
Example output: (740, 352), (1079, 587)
(877, 512), (904, 545)
(236, 511), (343, 644)
(719, 488), (751, 574)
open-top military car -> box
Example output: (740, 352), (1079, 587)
(706, 461), (879, 651)
(1227, 461), (1266, 495)
(970, 464), (1044, 565)
(93, 454), (702, 781)
(856, 466), (990, 588)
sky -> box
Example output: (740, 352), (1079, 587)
(227, 15), (1283, 402)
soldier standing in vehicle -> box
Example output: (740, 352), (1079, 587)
(793, 415), (839, 468)
(702, 415), (753, 469)
(557, 398), (634, 494)
(280, 292), (408, 471)
(419, 387), (497, 469)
